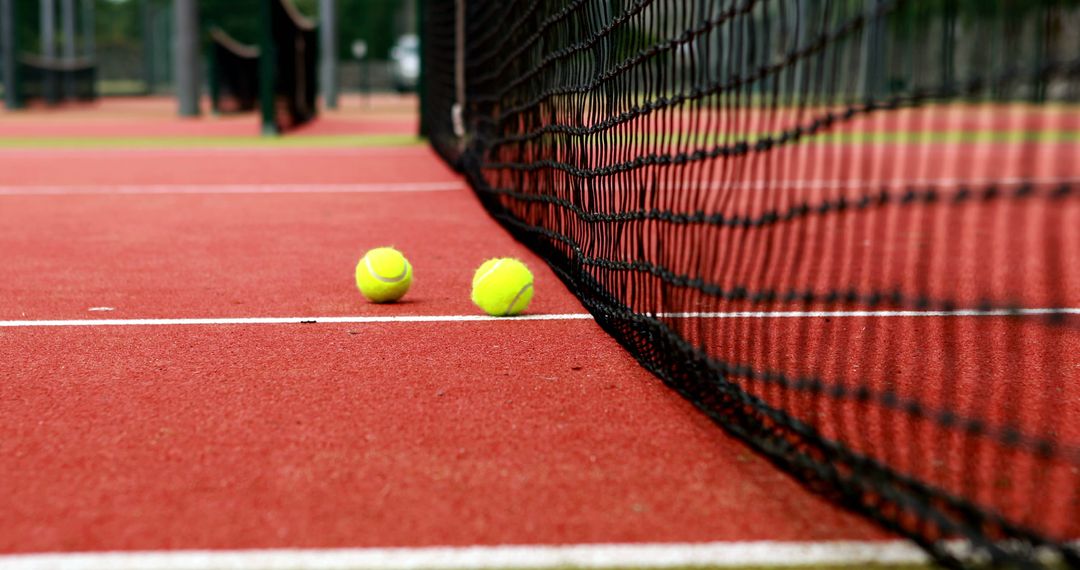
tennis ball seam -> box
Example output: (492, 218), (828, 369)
(504, 282), (533, 316)
(471, 258), (534, 316)
(364, 255), (410, 283)
(472, 259), (504, 288)
(356, 247), (412, 304)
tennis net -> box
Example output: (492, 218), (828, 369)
(209, 27), (260, 114)
(260, 0), (318, 133)
(421, 0), (1080, 567)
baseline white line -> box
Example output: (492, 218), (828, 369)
(0, 182), (465, 196)
(0, 540), (934, 570)
(1, 175), (1074, 197)
(0, 147), (429, 158)
(0, 314), (595, 327)
(1, 308), (1074, 328)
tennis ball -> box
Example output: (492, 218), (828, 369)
(471, 258), (534, 316)
(355, 247), (413, 303)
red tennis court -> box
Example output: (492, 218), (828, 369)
(2, 1), (1079, 568)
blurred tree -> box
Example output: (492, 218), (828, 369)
(14, 0), (39, 53)
(339, 0), (404, 61)
(14, 0), (1070, 63)
(94, 0), (146, 45)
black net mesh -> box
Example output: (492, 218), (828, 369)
(420, 0), (459, 153)
(265, 0), (317, 132)
(209, 27), (259, 114)
(421, 0), (1080, 567)
(17, 54), (96, 105)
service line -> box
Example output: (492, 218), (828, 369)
(1, 308), (1076, 328)
(0, 182), (465, 196)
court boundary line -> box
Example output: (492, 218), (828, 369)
(0, 540), (934, 570)
(1, 308), (1075, 328)
(0, 147), (431, 158)
(656, 308), (1079, 319)
(0, 182), (466, 196)
(0, 175), (1075, 197)
(700, 175), (1080, 192)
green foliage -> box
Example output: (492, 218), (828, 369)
(95, 0), (150, 45)
(13, 0), (149, 53)
(339, 0), (407, 61)
(13, 0), (39, 53)
(13, 0), (409, 64)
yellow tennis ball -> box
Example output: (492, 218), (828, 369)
(355, 247), (413, 303)
(471, 258), (534, 316)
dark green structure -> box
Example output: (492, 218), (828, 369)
(259, 0), (318, 135)
(1, 0), (21, 109)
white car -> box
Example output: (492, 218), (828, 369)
(390, 34), (419, 92)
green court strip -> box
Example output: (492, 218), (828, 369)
(0, 133), (424, 149)
(97, 80), (151, 96)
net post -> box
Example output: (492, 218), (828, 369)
(259, 0), (279, 136)
(41, 0), (58, 105)
(207, 26), (220, 116)
(318, 0), (338, 110)
(452, 0), (464, 140)
(173, 0), (201, 117)
(60, 0), (75, 100)
(0, 0), (20, 109)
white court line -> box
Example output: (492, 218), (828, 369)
(0, 314), (595, 327)
(1, 308), (1075, 328)
(0, 540), (935, 570)
(0, 182), (466, 196)
(656, 308), (1080, 319)
(0, 147), (429, 158)
(0, 175), (1073, 197)
(675, 175), (1080, 192)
